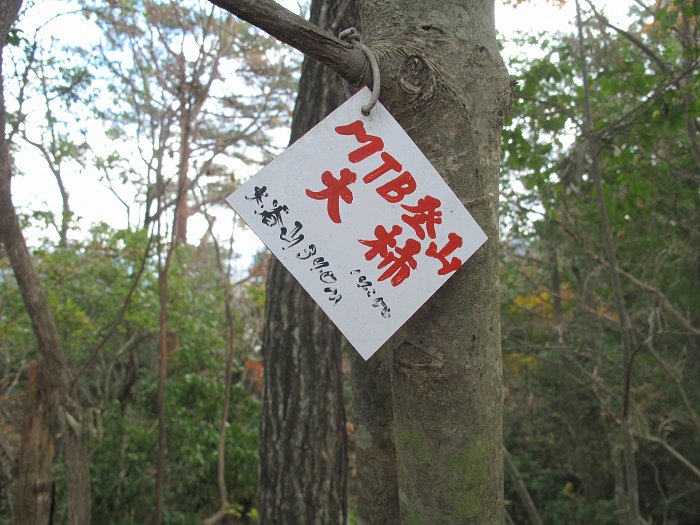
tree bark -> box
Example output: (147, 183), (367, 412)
(62, 410), (92, 525)
(154, 267), (169, 525)
(356, 1), (509, 522)
(14, 364), (56, 525)
(256, 2), (354, 523)
(349, 343), (400, 524)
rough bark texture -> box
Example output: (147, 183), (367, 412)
(14, 365), (56, 525)
(257, 1), (355, 523)
(348, 343), (400, 524)
(356, 1), (510, 522)
(62, 411), (92, 525)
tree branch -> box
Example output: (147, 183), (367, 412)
(504, 448), (544, 525)
(585, 248), (700, 337)
(639, 434), (700, 483)
(586, 0), (674, 78)
(206, 0), (369, 86)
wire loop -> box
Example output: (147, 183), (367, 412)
(339, 27), (380, 116)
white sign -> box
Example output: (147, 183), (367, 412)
(226, 88), (486, 360)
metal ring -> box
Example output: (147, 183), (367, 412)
(339, 28), (381, 117)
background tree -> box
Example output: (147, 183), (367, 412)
(82, 3), (296, 521)
(1, 2), (93, 523)
(256, 1), (354, 522)
(1, 1), (295, 522)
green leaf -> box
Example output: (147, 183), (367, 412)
(6, 28), (22, 47)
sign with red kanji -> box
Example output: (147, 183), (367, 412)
(226, 88), (486, 360)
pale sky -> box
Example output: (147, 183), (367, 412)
(8, 0), (636, 275)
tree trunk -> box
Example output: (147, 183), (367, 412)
(209, 0), (509, 522)
(574, 2), (640, 523)
(259, 267), (347, 525)
(62, 410), (92, 525)
(174, 104), (192, 244)
(257, 3), (354, 523)
(504, 448), (544, 525)
(2, 6), (91, 524)
(348, 343), (400, 524)
(356, 1), (510, 522)
(14, 364), (57, 525)
(154, 267), (169, 525)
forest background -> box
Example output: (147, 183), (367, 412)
(0, 0), (698, 524)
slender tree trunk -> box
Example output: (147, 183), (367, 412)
(256, 2), (355, 524)
(609, 430), (628, 524)
(51, 166), (71, 248)
(174, 105), (192, 244)
(154, 267), (169, 525)
(204, 233), (238, 525)
(153, 172), (177, 525)
(356, 1), (510, 522)
(504, 448), (544, 525)
(575, 2), (640, 523)
(154, 95), (192, 523)
(2, 6), (91, 523)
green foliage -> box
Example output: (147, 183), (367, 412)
(6, 28), (23, 47)
(1, 226), (262, 523)
(501, 2), (700, 524)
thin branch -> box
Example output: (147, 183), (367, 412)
(586, 0), (674, 77)
(645, 319), (700, 438)
(630, 0), (654, 17)
(638, 434), (700, 483)
(200, 194), (239, 525)
(575, 3), (640, 522)
(586, 249), (700, 337)
(504, 448), (545, 525)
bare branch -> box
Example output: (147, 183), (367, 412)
(645, 330), (700, 438)
(586, 249), (700, 337)
(206, 0), (369, 85)
(639, 434), (700, 483)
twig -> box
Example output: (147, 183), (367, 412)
(638, 434), (700, 482)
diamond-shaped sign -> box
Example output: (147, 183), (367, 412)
(227, 88), (486, 360)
